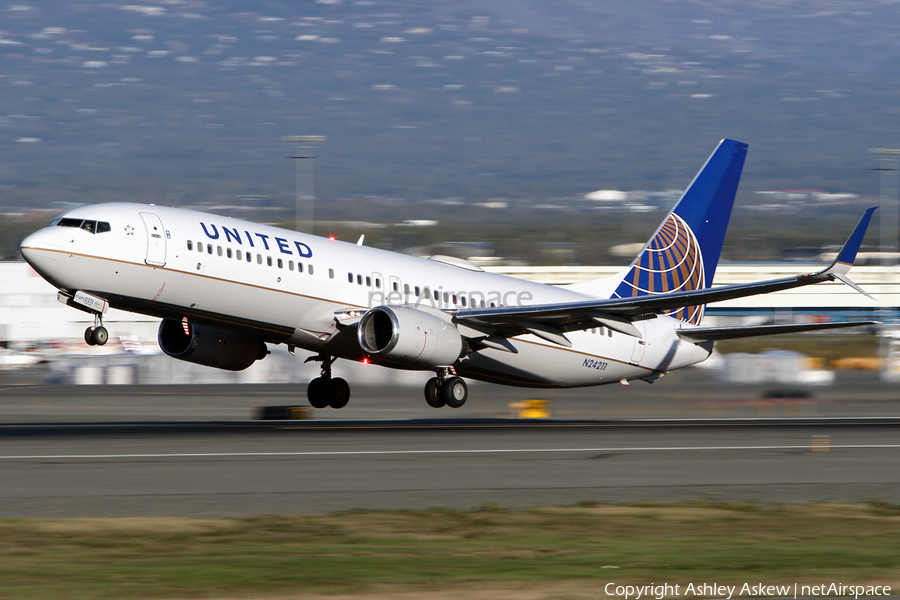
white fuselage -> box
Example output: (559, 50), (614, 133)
(20, 203), (713, 388)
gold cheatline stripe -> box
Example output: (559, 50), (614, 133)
(24, 247), (368, 310)
(515, 338), (662, 374)
(30, 247), (674, 373)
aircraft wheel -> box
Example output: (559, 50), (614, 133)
(328, 377), (350, 409)
(442, 377), (468, 408)
(424, 377), (445, 408)
(307, 377), (329, 409)
(92, 326), (109, 346)
(84, 327), (97, 346)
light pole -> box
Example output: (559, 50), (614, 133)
(283, 135), (326, 234)
(869, 148), (900, 378)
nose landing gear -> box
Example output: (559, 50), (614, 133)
(84, 315), (109, 346)
(60, 291), (110, 347)
(424, 369), (468, 408)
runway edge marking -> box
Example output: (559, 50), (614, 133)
(3, 444), (900, 460)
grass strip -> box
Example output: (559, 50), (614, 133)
(716, 334), (878, 362)
(0, 501), (899, 599)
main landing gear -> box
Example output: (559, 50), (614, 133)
(84, 314), (108, 346)
(424, 369), (468, 409)
(305, 353), (350, 409)
(303, 358), (468, 410)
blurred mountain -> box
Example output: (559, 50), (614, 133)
(0, 0), (898, 216)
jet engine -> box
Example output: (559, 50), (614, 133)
(158, 319), (267, 371)
(357, 305), (464, 368)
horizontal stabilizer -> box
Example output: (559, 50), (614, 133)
(677, 321), (876, 343)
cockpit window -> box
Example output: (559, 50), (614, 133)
(55, 218), (111, 234)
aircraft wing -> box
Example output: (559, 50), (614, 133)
(454, 207), (877, 348)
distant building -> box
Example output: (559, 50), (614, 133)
(585, 190), (628, 202)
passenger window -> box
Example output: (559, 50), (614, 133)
(277, 258), (283, 269)
(452, 294), (457, 305)
(357, 274), (362, 285)
(461, 296), (466, 307)
(289, 260), (294, 271)
(414, 286), (420, 296)
(308, 265), (314, 275)
(227, 248), (233, 259)
(187, 241), (193, 251)
(433, 289), (439, 301)
(257, 254), (262, 264)
(443, 292), (449, 303)
(198, 243), (203, 253)
(366, 276), (372, 287)
(393, 281), (399, 292)
(246, 252), (252, 262)
(348, 273), (353, 283)
(375, 278), (381, 288)
(97, 221), (111, 233)
(404, 284), (410, 294)
(328, 268), (334, 279)
(207, 244), (213, 255)
(298, 262), (304, 273)
(217, 246), (223, 257)
(267, 256), (273, 267)
(236, 250), (242, 260)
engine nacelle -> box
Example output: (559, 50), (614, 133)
(358, 305), (464, 368)
(158, 319), (267, 371)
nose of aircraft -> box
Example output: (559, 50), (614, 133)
(20, 227), (62, 282)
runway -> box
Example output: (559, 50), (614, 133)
(2, 368), (900, 423)
(2, 373), (899, 518)
(2, 417), (899, 518)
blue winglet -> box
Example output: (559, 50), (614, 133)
(833, 206), (877, 269)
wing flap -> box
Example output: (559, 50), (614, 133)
(519, 321), (572, 347)
(592, 314), (643, 338)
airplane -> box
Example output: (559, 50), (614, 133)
(20, 139), (876, 409)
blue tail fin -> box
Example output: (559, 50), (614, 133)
(611, 139), (748, 324)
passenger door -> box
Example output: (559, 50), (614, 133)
(140, 212), (167, 267)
